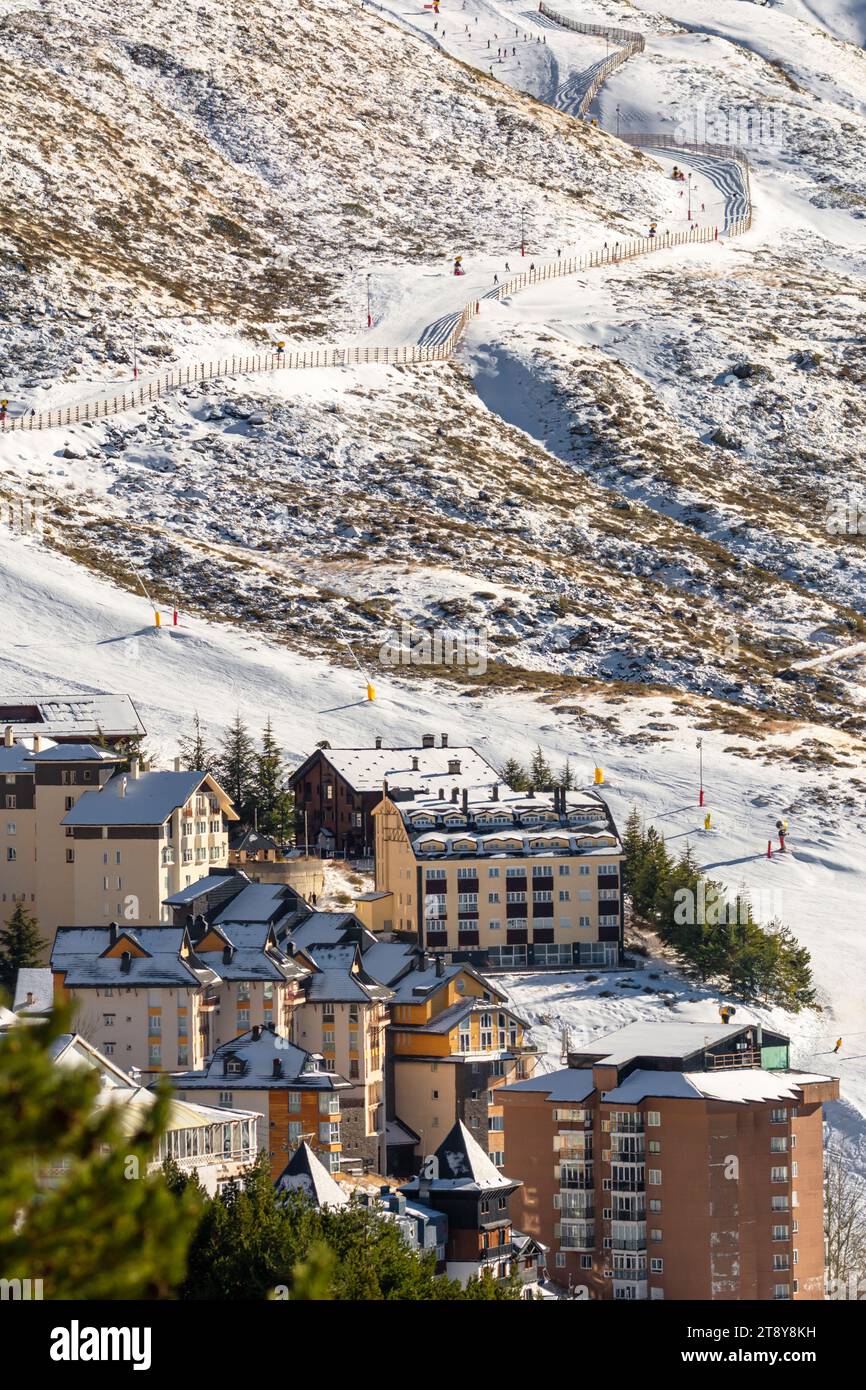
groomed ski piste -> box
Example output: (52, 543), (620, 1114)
(2, 0), (866, 1181)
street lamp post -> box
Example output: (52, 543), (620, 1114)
(132, 321), (138, 381)
(366, 273), (372, 329)
(697, 737), (704, 807)
(520, 205), (526, 257)
(616, 103), (621, 138)
(687, 174), (693, 222)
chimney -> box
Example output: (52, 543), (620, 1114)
(375, 736), (383, 750)
(33, 733), (41, 753)
(411, 755), (419, 772)
(447, 757), (461, 776)
(252, 1024), (263, 1040)
(451, 787), (459, 804)
(491, 784), (499, 802)
(185, 913), (194, 931)
(120, 950), (132, 974)
(119, 776), (128, 798)
(462, 788), (469, 815)
(438, 788), (445, 800)
(26, 991), (34, 1006)
(108, 921), (119, 947)
(130, 755), (140, 779)
(383, 777), (389, 797)
(272, 1058), (283, 1078)
(3, 726), (12, 748)
(528, 785), (535, 798)
(222, 944), (234, 964)
(421, 734), (435, 749)
(435, 955), (444, 978)
(174, 756), (181, 772)
(441, 733), (448, 748)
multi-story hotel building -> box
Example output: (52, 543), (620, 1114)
(373, 782), (624, 969)
(173, 1022), (350, 1176)
(500, 1020), (839, 1301)
(0, 732), (236, 950)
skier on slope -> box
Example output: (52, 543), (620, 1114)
(834, 1038), (843, 1054)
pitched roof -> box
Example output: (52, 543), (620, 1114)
(27, 742), (121, 763)
(51, 926), (216, 988)
(403, 1120), (515, 1192)
(172, 1024), (350, 1091)
(0, 744), (38, 774)
(275, 1142), (348, 1207)
(304, 944), (394, 1004)
(230, 828), (281, 854)
(0, 693), (145, 739)
(164, 873), (241, 906)
(62, 769), (222, 826)
(291, 745), (502, 796)
(500, 1067), (596, 1103)
(12, 967), (53, 1014)
(288, 912), (373, 952)
(212, 881), (302, 926)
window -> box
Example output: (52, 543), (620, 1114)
(580, 1255), (592, 1270)
(555, 1252), (566, 1269)
(771, 1166), (789, 1183)
(288, 1121), (303, 1143)
(770, 1136), (788, 1152)
(6, 847), (15, 861)
(648, 1169), (661, 1185)
(6, 822), (14, 835)
(772, 1225), (789, 1241)
(649, 1199), (662, 1213)
(559, 890), (571, 901)
(773, 1284), (790, 1301)
(650, 1229), (662, 1242)
(103, 1014), (115, 1027)
(650, 1287), (664, 1300)
(771, 1196), (789, 1211)
(648, 1140), (661, 1154)
(488, 892), (500, 904)
(578, 865), (590, 876)
(488, 867), (500, 878)
(650, 1258), (663, 1273)
(4, 795), (16, 810)
(772, 1254), (790, 1270)
(558, 865), (570, 876)
(771, 1108), (787, 1124)
(219, 1092), (234, 1108)
(578, 916), (590, 927)
(647, 1111), (661, 1127)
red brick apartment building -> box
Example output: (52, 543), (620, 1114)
(500, 1021), (838, 1301)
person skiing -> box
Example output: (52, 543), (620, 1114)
(557, 247), (561, 258)
(0, 399), (7, 426)
(504, 262), (510, 272)
(529, 261), (536, 275)
(493, 273), (499, 284)
(834, 1038), (842, 1054)
(648, 222), (657, 239)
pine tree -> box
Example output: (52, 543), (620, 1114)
(558, 759), (576, 791)
(0, 1009), (202, 1297)
(529, 745), (554, 790)
(0, 904), (47, 996)
(255, 719), (293, 840)
(498, 757), (528, 791)
(217, 713), (257, 822)
(621, 807), (645, 894)
(178, 712), (216, 774)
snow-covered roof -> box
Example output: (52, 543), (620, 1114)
(0, 744), (38, 774)
(275, 1141), (348, 1208)
(212, 881), (300, 925)
(230, 828), (281, 854)
(360, 939), (420, 986)
(173, 1024), (350, 1092)
(578, 1020), (750, 1066)
(402, 787), (620, 859)
(289, 912), (373, 952)
(295, 744), (501, 795)
(603, 1068), (834, 1105)
(51, 926), (216, 988)
(28, 742), (121, 763)
(63, 769), (227, 826)
(402, 1120), (515, 1192)
(500, 1068), (596, 1103)
(12, 967), (53, 1014)
(165, 873), (240, 905)
(0, 693), (145, 739)
(304, 944), (394, 1004)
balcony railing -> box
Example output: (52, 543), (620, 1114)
(611, 1225), (647, 1252)
(609, 1116), (645, 1134)
(610, 1169), (645, 1193)
(611, 1140), (645, 1161)
(708, 1049), (760, 1069)
(613, 1207), (647, 1223)
(558, 1222), (595, 1251)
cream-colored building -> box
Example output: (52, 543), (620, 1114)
(374, 784), (624, 969)
(52, 921), (220, 1076)
(0, 731), (236, 955)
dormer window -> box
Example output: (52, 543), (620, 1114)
(225, 1058), (243, 1075)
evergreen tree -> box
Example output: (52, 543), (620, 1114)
(217, 713), (257, 821)
(178, 712), (216, 774)
(621, 807), (645, 894)
(255, 719), (293, 840)
(558, 759), (576, 791)
(498, 757), (528, 791)
(0, 1009), (202, 1297)
(529, 745), (554, 790)
(0, 904), (47, 996)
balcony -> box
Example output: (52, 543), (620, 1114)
(560, 1163), (594, 1190)
(558, 1220), (595, 1251)
(613, 1206), (647, 1223)
(609, 1115), (644, 1135)
(610, 1165), (645, 1193)
(611, 1222), (647, 1252)
(708, 1049), (760, 1069)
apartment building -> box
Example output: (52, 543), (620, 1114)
(0, 731), (236, 949)
(51, 921), (220, 1075)
(500, 1020), (839, 1301)
(1, 738), (124, 940)
(374, 782), (624, 969)
(49, 1032), (258, 1195)
(63, 760), (236, 925)
(292, 940), (392, 1172)
(386, 956), (538, 1169)
(173, 1023), (350, 1177)
(288, 734), (501, 855)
